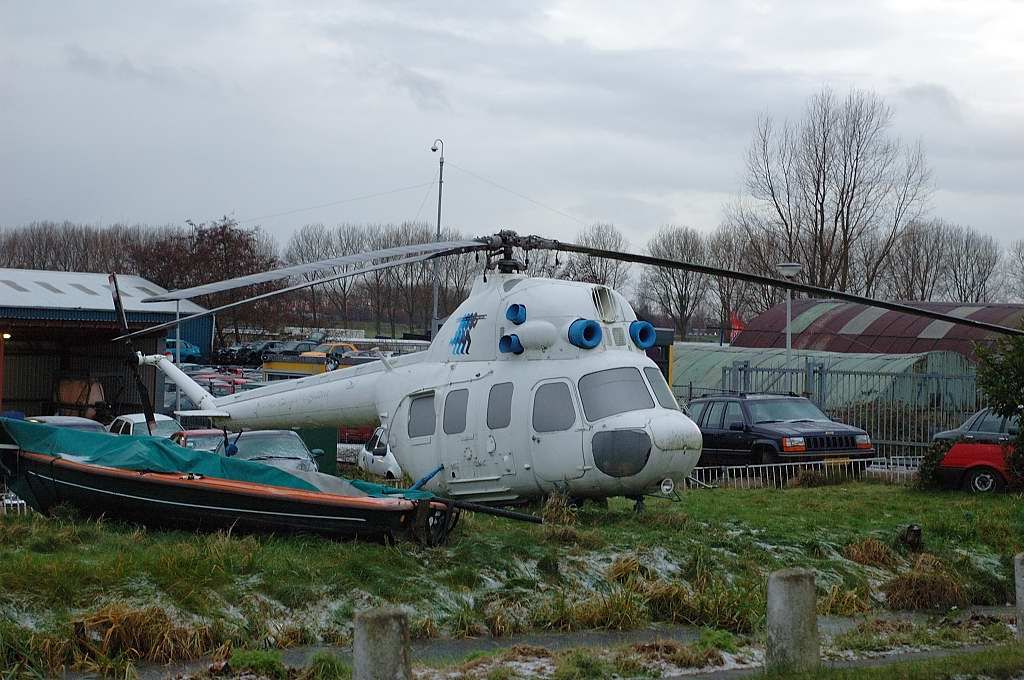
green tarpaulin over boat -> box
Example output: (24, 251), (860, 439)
(0, 417), (432, 500)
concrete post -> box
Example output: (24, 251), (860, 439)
(766, 568), (819, 672)
(1015, 553), (1024, 641)
(353, 607), (411, 680)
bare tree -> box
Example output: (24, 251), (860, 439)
(942, 223), (1002, 303)
(1009, 239), (1024, 303)
(740, 87), (931, 296)
(639, 225), (711, 340)
(879, 219), (951, 301)
(564, 223), (631, 289)
(706, 223), (754, 338)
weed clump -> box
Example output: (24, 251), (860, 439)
(817, 583), (872, 616)
(230, 648), (287, 679)
(642, 578), (762, 633)
(632, 638), (724, 668)
(843, 537), (898, 569)
(551, 648), (616, 680)
(882, 554), (965, 610)
(606, 553), (655, 584)
(542, 492), (578, 526)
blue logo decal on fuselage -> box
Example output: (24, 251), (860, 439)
(450, 313), (486, 355)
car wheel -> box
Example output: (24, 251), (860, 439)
(756, 447), (779, 465)
(963, 467), (1005, 494)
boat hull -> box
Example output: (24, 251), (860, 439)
(4, 451), (446, 541)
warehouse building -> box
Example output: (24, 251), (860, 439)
(731, 299), (1024, 359)
(0, 268), (209, 418)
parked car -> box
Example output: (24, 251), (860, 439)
(359, 426), (403, 479)
(275, 340), (318, 357)
(170, 429), (225, 451)
(937, 440), (1013, 493)
(27, 415), (107, 433)
(213, 344), (247, 365)
(213, 430), (321, 472)
(300, 342), (358, 359)
(164, 338), (203, 363)
(238, 341), (285, 365)
(687, 394), (874, 466)
(108, 413), (184, 437)
(932, 408), (1020, 445)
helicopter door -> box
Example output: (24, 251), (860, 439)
(530, 379), (585, 482)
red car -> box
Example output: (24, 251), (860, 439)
(938, 441), (1012, 493)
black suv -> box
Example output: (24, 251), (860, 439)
(687, 394), (875, 466)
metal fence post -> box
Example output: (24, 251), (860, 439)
(1015, 553), (1024, 641)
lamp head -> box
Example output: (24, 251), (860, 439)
(1, 333), (9, 340)
(776, 262), (803, 279)
(430, 144), (438, 152)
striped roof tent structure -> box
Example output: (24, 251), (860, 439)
(731, 300), (1024, 359)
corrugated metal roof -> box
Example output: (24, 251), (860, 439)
(0, 269), (205, 315)
(732, 299), (1024, 359)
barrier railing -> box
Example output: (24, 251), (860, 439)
(683, 456), (921, 490)
(1, 492), (29, 516)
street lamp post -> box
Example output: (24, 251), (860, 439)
(0, 332), (10, 414)
(430, 139), (444, 338)
(776, 262), (803, 393)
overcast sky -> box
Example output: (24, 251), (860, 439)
(2, 1), (1022, 249)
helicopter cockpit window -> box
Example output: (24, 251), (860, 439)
(643, 367), (679, 410)
(533, 382), (576, 432)
(443, 389), (469, 435)
(578, 367), (655, 422)
(408, 393), (436, 438)
(487, 382), (514, 429)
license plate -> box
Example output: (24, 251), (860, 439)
(826, 457), (850, 465)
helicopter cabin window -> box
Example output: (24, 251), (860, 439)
(643, 367), (679, 410)
(533, 382), (576, 432)
(578, 367), (655, 422)
(408, 393), (436, 438)
(443, 389), (469, 435)
(487, 382), (514, 429)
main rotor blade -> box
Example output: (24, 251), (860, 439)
(108, 274), (158, 434)
(557, 242), (1024, 337)
(117, 251), (445, 341)
(142, 239), (485, 302)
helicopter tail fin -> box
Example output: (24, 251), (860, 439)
(138, 353), (221, 413)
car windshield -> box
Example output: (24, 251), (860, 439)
(217, 432), (312, 461)
(151, 420), (184, 436)
(311, 344), (332, 352)
(578, 367), (655, 421)
(185, 434), (222, 450)
(746, 399), (830, 424)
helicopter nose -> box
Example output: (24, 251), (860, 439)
(648, 411), (702, 454)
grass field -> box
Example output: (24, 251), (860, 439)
(1, 482), (1021, 677)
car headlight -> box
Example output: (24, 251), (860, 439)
(781, 436), (806, 452)
(855, 434), (872, 449)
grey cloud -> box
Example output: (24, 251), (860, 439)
(897, 83), (963, 122)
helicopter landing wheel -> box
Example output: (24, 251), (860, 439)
(631, 495), (645, 514)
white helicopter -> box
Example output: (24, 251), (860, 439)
(117, 231), (1024, 506)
